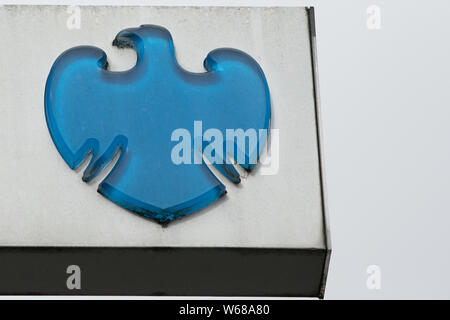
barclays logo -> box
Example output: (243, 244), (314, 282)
(45, 25), (271, 224)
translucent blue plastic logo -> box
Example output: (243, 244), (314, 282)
(45, 25), (270, 224)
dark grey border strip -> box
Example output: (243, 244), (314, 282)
(307, 6), (332, 299)
(0, 247), (326, 296)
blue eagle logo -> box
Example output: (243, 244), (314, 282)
(45, 25), (271, 224)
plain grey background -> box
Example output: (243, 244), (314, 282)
(1, 0), (449, 299)
(313, 0), (450, 300)
(315, 0), (450, 299)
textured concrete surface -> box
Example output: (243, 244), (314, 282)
(0, 5), (324, 248)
